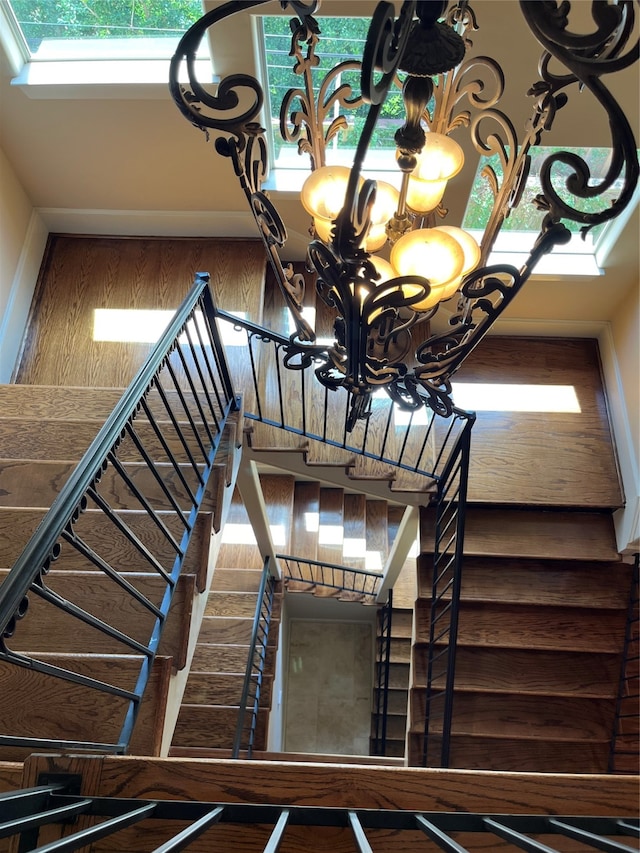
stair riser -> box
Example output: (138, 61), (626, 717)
(2, 571), (194, 668)
(415, 601), (627, 653)
(0, 460), (220, 512)
(0, 655), (171, 758)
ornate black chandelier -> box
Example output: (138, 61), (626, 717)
(170, 1), (638, 429)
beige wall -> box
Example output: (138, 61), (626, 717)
(612, 284), (640, 469)
(0, 144), (48, 381)
(610, 284), (640, 552)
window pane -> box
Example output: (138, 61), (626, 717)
(262, 15), (405, 170)
(8, 0), (205, 60)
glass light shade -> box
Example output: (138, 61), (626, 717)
(437, 226), (481, 276)
(432, 226), (481, 302)
(405, 133), (465, 214)
(364, 180), (399, 252)
(405, 176), (447, 213)
(390, 227), (465, 312)
(301, 165), (354, 243)
(370, 256), (396, 283)
(414, 132), (464, 182)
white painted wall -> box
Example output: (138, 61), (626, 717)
(607, 284), (640, 553)
(0, 145), (48, 381)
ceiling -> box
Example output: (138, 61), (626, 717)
(0, 0), (638, 333)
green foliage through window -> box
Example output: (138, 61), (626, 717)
(9, 0), (204, 55)
(263, 15), (405, 165)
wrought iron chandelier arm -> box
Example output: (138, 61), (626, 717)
(520, 0), (639, 230)
(412, 217), (572, 405)
(280, 60), (365, 170)
(169, 1), (270, 140)
(467, 107), (526, 265)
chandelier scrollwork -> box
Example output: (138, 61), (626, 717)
(170, 0), (638, 428)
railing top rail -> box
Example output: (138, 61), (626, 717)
(214, 306), (475, 427)
(277, 553), (383, 579)
(0, 273), (218, 637)
(3, 786), (638, 849)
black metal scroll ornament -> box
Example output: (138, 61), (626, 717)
(520, 0), (639, 234)
(169, 0), (316, 343)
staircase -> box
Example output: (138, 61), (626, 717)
(171, 484), (282, 756)
(0, 235), (636, 784)
(0, 375), (239, 761)
(409, 504), (633, 772)
(169, 474), (410, 758)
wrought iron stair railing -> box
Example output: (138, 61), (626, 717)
(371, 589), (393, 757)
(232, 556), (278, 759)
(278, 554), (383, 600)
(214, 307), (472, 492)
(0, 274), (238, 755)
(418, 411), (475, 768)
(3, 780), (638, 852)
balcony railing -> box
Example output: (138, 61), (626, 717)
(2, 778), (638, 852)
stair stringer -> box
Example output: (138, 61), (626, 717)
(244, 417), (440, 502)
(243, 445), (434, 508)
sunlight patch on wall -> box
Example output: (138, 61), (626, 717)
(221, 523), (256, 545)
(366, 551), (383, 572)
(270, 524), (287, 547)
(343, 537), (366, 558)
(318, 524), (344, 546)
(304, 511), (320, 533)
(93, 309), (175, 343)
(451, 383), (581, 413)
(93, 308), (247, 347)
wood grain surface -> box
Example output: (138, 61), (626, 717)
(15, 236), (265, 388)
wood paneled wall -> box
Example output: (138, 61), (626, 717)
(14, 236), (266, 388)
(12, 238), (622, 508)
(454, 337), (623, 508)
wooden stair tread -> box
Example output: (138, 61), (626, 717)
(0, 418), (214, 464)
(408, 733), (611, 773)
(210, 567), (265, 592)
(205, 591), (259, 618)
(413, 647), (621, 697)
(0, 385), (126, 419)
(0, 458), (225, 513)
(173, 704), (267, 749)
(0, 508), (213, 592)
(419, 559), (631, 608)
